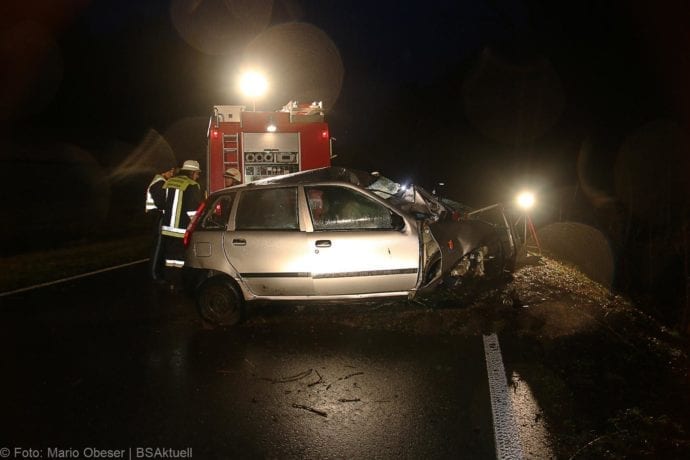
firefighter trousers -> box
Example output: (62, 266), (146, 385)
(148, 211), (165, 281)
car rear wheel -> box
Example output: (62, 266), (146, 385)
(197, 277), (244, 327)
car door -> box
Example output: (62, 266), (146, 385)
(304, 185), (420, 296)
(224, 186), (313, 296)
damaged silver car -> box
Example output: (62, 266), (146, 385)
(183, 167), (517, 326)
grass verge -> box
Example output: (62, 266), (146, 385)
(1, 235), (151, 294)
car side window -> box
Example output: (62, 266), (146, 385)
(235, 187), (299, 230)
(305, 185), (398, 231)
(200, 193), (235, 230)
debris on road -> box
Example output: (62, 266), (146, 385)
(292, 403), (327, 417)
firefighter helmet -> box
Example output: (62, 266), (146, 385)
(224, 168), (241, 181)
(181, 160), (201, 172)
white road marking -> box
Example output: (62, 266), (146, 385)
(483, 333), (523, 460)
(0, 259), (148, 297)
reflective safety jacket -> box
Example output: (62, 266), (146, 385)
(161, 175), (202, 238)
(145, 174), (167, 212)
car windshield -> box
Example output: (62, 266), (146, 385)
(363, 172), (448, 220)
(366, 175), (401, 198)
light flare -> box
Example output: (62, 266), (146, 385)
(516, 191), (535, 210)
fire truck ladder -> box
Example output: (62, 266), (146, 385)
(223, 133), (239, 170)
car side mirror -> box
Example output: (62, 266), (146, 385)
(391, 212), (405, 230)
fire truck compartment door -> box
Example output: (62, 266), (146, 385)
(243, 132), (299, 153)
(242, 133), (301, 182)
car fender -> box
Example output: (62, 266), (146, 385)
(428, 218), (498, 274)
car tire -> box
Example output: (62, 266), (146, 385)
(197, 277), (244, 327)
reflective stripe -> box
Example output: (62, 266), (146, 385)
(161, 226), (185, 238)
(161, 226), (186, 234)
(161, 188), (186, 236)
(165, 259), (185, 268)
(171, 188), (181, 226)
(145, 175), (165, 213)
(161, 175), (199, 234)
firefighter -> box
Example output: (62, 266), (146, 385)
(224, 167), (242, 187)
(160, 160), (203, 284)
(146, 165), (175, 281)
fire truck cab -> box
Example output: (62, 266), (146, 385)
(206, 101), (332, 193)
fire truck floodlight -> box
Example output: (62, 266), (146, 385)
(239, 71), (268, 110)
(516, 191), (535, 210)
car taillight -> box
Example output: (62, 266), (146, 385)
(184, 200), (207, 248)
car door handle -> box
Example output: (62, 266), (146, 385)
(232, 238), (246, 246)
(315, 240), (331, 248)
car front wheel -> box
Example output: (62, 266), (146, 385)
(483, 237), (506, 279)
(197, 277), (244, 327)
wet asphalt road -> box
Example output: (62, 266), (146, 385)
(0, 264), (504, 459)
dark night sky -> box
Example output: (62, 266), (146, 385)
(1, 0), (689, 252)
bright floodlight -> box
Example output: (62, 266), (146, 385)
(516, 191), (535, 210)
(239, 71), (268, 98)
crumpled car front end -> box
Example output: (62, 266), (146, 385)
(418, 221), (444, 292)
(428, 216), (511, 285)
(382, 183), (517, 292)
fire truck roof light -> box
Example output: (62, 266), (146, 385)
(267, 116), (277, 132)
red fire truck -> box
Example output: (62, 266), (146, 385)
(206, 101), (332, 193)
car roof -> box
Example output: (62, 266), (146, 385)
(215, 167), (379, 195)
(251, 166), (375, 186)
